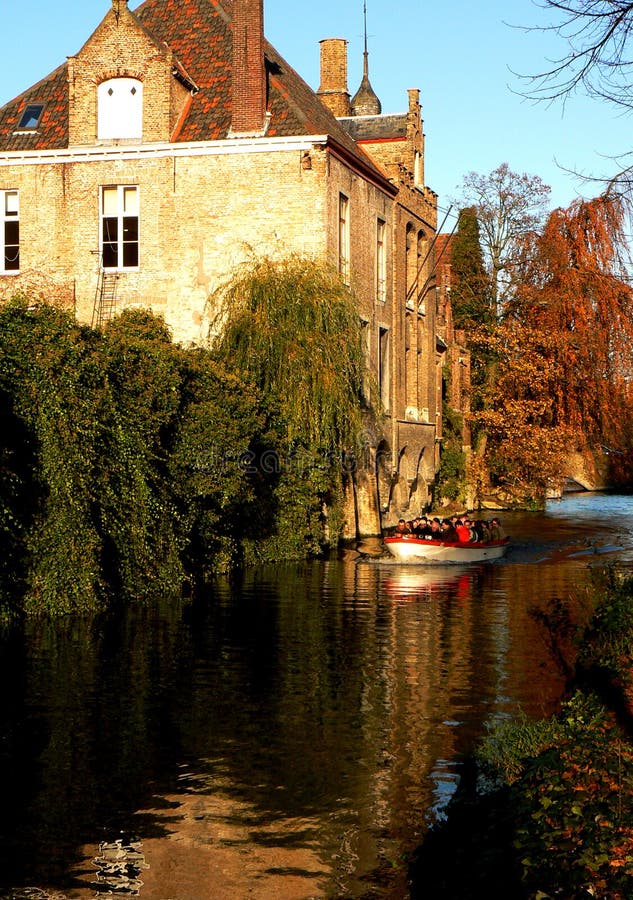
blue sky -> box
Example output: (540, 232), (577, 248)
(3, 0), (631, 218)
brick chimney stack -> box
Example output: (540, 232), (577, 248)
(317, 39), (351, 117)
(231, 0), (268, 134)
(111, 0), (128, 20)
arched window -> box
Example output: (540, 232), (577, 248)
(98, 78), (143, 140)
(406, 223), (416, 306)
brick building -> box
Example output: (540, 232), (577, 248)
(0, 0), (450, 535)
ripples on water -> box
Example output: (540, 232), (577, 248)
(0, 493), (632, 899)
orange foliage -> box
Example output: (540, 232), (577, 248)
(465, 194), (633, 494)
(518, 194), (633, 448)
(469, 323), (572, 491)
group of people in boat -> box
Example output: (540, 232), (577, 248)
(394, 514), (505, 544)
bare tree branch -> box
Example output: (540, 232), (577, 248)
(518, 1), (633, 107)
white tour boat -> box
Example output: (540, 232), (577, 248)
(383, 535), (509, 564)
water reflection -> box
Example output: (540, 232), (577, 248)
(0, 494), (632, 899)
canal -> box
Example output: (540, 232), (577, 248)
(1, 493), (632, 899)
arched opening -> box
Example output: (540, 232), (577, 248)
(375, 439), (393, 517)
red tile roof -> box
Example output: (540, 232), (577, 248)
(0, 0), (385, 182)
(0, 65), (69, 151)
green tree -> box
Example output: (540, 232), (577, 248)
(209, 254), (372, 456)
(449, 206), (493, 329)
(209, 254), (377, 558)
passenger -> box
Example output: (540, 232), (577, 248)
(456, 517), (474, 543)
(415, 516), (433, 538)
(489, 517), (505, 541)
(395, 518), (410, 536)
(429, 517), (442, 539)
(440, 519), (459, 542)
(474, 519), (491, 543)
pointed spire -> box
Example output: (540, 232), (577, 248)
(351, 1), (381, 116)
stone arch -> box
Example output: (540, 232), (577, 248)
(375, 439), (393, 516)
(408, 446), (432, 513)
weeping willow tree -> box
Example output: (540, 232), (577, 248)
(209, 254), (375, 455)
(208, 254), (378, 558)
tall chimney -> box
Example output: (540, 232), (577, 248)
(317, 39), (351, 117)
(111, 0), (128, 21)
(231, 0), (267, 134)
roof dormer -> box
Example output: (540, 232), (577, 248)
(67, 1), (192, 146)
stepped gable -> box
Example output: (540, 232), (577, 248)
(0, 0), (383, 180)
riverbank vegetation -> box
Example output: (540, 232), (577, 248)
(0, 256), (373, 619)
(411, 569), (633, 899)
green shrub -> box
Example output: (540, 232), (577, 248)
(0, 302), (262, 616)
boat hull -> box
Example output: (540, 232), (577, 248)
(383, 536), (509, 564)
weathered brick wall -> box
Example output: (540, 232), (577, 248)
(0, 142), (395, 347)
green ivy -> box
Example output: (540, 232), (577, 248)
(0, 302), (262, 617)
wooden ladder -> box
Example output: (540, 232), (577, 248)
(92, 270), (120, 329)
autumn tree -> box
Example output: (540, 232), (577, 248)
(518, 193), (633, 452)
(469, 192), (633, 500)
(468, 322), (571, 499)
(457, 164), (551, 315)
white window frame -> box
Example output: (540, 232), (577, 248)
(1, 190), (19, 275)
(100, 185), (139, 271)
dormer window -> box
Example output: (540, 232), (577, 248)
(17, 104), (44, 131)
(97, 77), (143, 140)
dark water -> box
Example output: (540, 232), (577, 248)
(1, 493), (632, 899)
